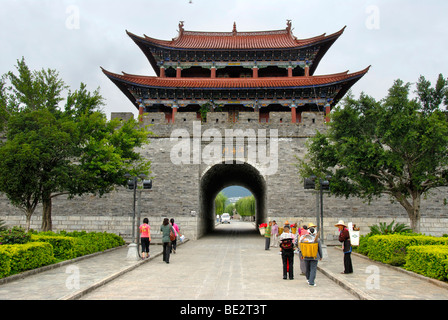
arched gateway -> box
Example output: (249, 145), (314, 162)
(199, 161), (267, 235)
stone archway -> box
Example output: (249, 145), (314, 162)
(199, 161), (267, 237)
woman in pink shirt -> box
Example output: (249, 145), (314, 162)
(170, 218), (181, 254)
(139, 218), (151, 259)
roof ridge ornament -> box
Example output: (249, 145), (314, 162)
(178, 21), (185, 37)
(286, 19), (292, 33)
(233, 22), (237, 35)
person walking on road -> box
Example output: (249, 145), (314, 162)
(279, 226), (294, 280)
(298, 224), (310, 275)
(161, 218), (175, 264)
(270, 220), (279, 248)
(279, 225), (296, 280)
(170, 218), (180, 254)
(264, 221), (272, 250)
(335, 220), (353, 274)
(139, 218), (151, 259)
(300, 226), (322, 286)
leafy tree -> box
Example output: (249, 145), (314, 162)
(0, 58), (151, 231)
(297, 75), (448, 233)
(215, 192), (228, 216)
(235, 195), (255, 216)
(224, 203), (235, 216)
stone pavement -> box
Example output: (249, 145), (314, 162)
(78, 222), (355, 300)
(0, 221), (447, 300)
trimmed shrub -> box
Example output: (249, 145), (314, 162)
(0, 226), (31, 245)
(366, 234), (448, 266)
(0, 249), (12, 278)
(0, 242), (55, 277)
(77, 231), (125, 254)
(404, 245), (448, 281)
(355, 234), (373, 255)
(31, 231), (125, 258)
(31, 234), (82, 260)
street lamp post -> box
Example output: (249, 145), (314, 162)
(124, 173), (152, 261)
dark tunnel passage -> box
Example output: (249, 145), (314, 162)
(199, 161), (267, 237)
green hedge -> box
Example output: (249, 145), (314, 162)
(0, 249), (11, 278)
(0, 230), (125, 279)
(404, 245), (448, 281)
(0, 226), (31, 244)
(363, 234), (448, 266)
(31, 234), (82, 260)
(76, 231), (125, 255)
(31, 231), (125, 259)
(0, 242), (55, 277)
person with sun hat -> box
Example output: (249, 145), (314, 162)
(335, 220), (353, 274)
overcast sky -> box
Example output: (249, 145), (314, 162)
(1, 0), (447, 118)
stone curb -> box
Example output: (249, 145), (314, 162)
(59, 239), (189, 300)
(317, 265), (375, 300)
(347, 247), (448, 290)
(318, 247), (448, 300)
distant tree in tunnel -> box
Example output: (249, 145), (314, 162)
(224, 203), (235, 215)
(235, 196), (255, 216)
(215, 192), (228, 216)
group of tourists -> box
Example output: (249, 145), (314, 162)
(139, 217), (183, 263)
(264, 219), (353, 286)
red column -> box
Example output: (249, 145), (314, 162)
(160, 66), (165, 78)
(288, 66), (293, 77)
(252, 67), (258, 78)
(172, 106), (177, 124)
(211, 67), (216, 78)
(138, 105), (144, 122)
(291, 106), (297, 123)
(325, 104), (331, 123)
(176, 67), (182, 78)
(305, 65), (310, 77)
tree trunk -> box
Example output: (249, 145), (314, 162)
(408, 193), (421, 234)
(393, 191), (421, 233)
(25, 212), (32, 232)
(41, 196), (52, 231)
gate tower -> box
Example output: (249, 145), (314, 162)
(101, 21), (370, 239)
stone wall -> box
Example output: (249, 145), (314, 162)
(1, 110), (447, 240)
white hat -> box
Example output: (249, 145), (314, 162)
(334, 220), (347, 227)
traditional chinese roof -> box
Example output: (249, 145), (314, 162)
(101, 66), (370, 108)
(102, 67), (368, 89)
(129, 24), (346, 50)
(126, 22), (346, 76)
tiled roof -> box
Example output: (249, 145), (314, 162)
(128, 26), (346, 50)
(102, 67), (370, 89)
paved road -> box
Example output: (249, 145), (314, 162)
(1, 221), (447, 302)
(80, 221), (356, 300)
